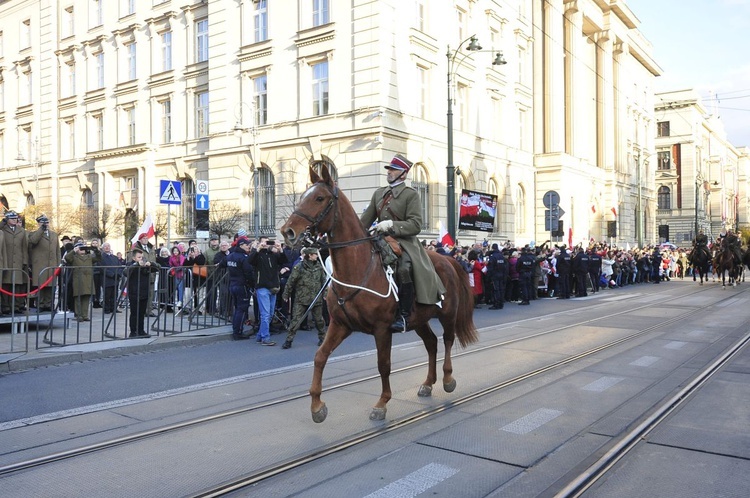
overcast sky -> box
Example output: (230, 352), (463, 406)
(627, 0), (750, 148)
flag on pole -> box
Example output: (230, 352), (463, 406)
(131, 213), (155, 244)
(611, 206), (617, 217)
(591, 203), (596, 214)
(568, 227), (573, 248)
(439, 220), (454, 247)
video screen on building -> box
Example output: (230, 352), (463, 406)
(458, 189), (497, 232)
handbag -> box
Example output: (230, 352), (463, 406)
(192, 263), (208, 279)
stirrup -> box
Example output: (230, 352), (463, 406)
(390, 315), (407, 332)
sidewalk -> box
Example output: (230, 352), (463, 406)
(0, 307), (236, 373)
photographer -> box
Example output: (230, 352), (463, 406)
(63, 241), (101, 322)
(248, 237), (288, 346)
(184, 245), (207, 314)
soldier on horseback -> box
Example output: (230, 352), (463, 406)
(722, 229), (743, 266)
(360, 154), (446, 332)
(692, 230), (710, 260)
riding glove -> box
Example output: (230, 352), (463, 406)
(375, 220), (394, 233)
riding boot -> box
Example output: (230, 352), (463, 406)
(390, 282), (414, 332)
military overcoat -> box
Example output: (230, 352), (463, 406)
(1, 222), (29, 285)
(360, 182), (446, 304)
(64, 249), (101, 297)
(28, 227), (60, 286)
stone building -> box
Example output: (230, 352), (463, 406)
(0, 0), (661, 251)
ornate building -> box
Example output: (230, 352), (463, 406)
(0, 0), (661, 250)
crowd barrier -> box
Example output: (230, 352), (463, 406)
(0, 263), (233, 355)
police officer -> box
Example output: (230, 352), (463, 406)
(588, 247), (602, 294)
(556, 245), (572, 299)
(517, 246), (535, 305)
(486, 243), (507, 309)
(219, 236), (254, 340)
(573, 247), (590, 297)
(281, 248), (328, 349)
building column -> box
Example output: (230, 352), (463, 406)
(563, 3), (581, 157)
(596, 30), (614, 170)
(544, 0), (565, 153)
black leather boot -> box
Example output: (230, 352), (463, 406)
(390, 282), (414, 332)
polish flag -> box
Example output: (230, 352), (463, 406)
(131, 213), (155, 244)
(568, 227), (573, 248)
(439, 220), (455, 247)
(591, 204), (596, 214)
(611, 206), (617, 217)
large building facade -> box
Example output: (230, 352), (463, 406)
(0, 0), (660, 251)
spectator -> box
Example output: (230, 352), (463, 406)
(124, 247), (160, 338)
(100, 242), (123, 314)
(248, 237), (289, 346)
(168, 246), (186, 310)
(204, 235), (222, 315)
(90, 238), (103, 309)
(184, 245), (207, 314)
(131, 233), (158, 315)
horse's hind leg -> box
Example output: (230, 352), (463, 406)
(310, 322), (351, 423)
(414, 323), (438, 397)
(369, 328), (394, 421)
(441, 325), (457, 393)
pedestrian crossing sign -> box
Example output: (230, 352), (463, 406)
(159, 180), (182, 205)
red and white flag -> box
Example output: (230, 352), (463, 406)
(568, 227), (573, 248)
(131, 213), (155, 244)
(591, 204), (596, 214)
(611, 206), (617, 217)
(439, 220), (454, 247)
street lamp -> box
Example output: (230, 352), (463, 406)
(233, 102), (261, 240)
(446, 35), (506, 242)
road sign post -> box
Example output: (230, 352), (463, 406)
(159, 180), (182, 249)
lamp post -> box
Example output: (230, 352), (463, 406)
(446, 36), (506, 242)
(694, 173), (704, 238)
(15, 137), (41, 203)
(233, 102), (261, 240)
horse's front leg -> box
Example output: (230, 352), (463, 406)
(310, 321), (350, 423)
(369, 328), (393, 421)
(442, 333), (457, 393)
(414, 324), (438, 397)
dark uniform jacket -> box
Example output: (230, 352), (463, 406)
(360, 182), (445, 304)
(486, 249), (507, 279)
(221, 247), (254, 287)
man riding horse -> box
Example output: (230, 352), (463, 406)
(721, 229), (743, 266)
(692, 230), (711, 260)
(360, 154), (446, 332)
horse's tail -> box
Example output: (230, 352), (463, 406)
(447, 256), (479, 348)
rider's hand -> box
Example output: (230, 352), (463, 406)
(375, 220), (394, 233)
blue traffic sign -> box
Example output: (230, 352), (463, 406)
(196, 194), (209, 210)
(159, 180), (182, 205)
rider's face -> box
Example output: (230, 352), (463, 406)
(386, 168), (403, 183)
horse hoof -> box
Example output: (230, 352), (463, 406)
(311, 403), (328, 424)
(418, 385), (433, 397)
(369, 407), (387, 420)
(443, 378), (457, 393)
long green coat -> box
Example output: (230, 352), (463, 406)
(360, 182), (446, 304)
(64, 249), (101, 297)
(28, 227), (60, 286)
(1, 222), (29, 285)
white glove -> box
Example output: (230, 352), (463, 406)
(375, 220), (394, 233)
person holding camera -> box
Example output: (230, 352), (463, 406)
(28, 214), (59, 312)
(63, 241), (101, 321)
(125, 247), (160, 337)
(184, 245), (207, 314)
(1, 210), (28, 314)
(248, 237), (288, 346)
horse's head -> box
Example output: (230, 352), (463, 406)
(281, 164), (338, 248)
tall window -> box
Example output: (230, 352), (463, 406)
(82, 188), (94, 208)
(249, 167), (276, 236)
(415, 0), (426, 31)
(126, 42), (137, 80)
(93, 114), (104, 150)
(254, 75), (267, 126)
(417, 65), (427, 119)
(161, 99), (172, 143)
(312, 61), (329, 116)
(657, 121), (670, 137)
(518, 108), (527, 150)
(127, 107), (136, 145)
(195, 91), (209, 138)
(0, 31), (4, 58)
(161, 31), (172, 71)
(658, 186), (671, 210)
(22, 70), (32, 106)
(91, 0), (103, 28)
(121, 0), (135, 16)
(313, 0), (329, 26)
(63, 6), (75, 38)
(412, 164), (430, 230)
(254, 0), (268, 43)
(0, 77), (4, 113)
(62, 119), (75, 159)
(64, 61), (76, 97)
(21, 19), (31, 49)
(95, 52), (105, 88)
(515, 185), (526, 233)
(196, 19), (209, 62)
(455, 8), (467, 42)
(181, 178), (196, 235)
(657, 151), (671, 170)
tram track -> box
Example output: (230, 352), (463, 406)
(0, 284), (744, 496)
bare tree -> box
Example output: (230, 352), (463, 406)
(209, 201), (245, 238)
(152, 209), (171, 247)
(23, 200), (79, 236)
(276, 160), (307, 223)
(79, 204), (126, 241)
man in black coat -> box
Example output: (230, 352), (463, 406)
(556, 246), (572, 299)
(572, 247), (589, 297)
(516, 246), (535, 305)
(588, 248), (602, 293)
(486, 243), (507, 309)
(124, 248), (160, 337)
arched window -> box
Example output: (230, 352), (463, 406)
(658, 186), (671, 210)
(515, 184), (526, 234)
(411, 163), (430, 230)
(310, 156), (338, 184)
(180, 177), (196, 235)
(81, 188), (94, 208)
(249, 166), (276, 237)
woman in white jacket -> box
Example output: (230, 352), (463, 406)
(601, 251), (616, 284)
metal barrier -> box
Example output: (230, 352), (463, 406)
(0, 263), (232, 355)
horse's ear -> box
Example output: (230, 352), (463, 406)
(309, 166), (321, 184)
(320, 164), (333, 186)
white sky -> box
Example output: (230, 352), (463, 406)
(627, 0), (750, 148)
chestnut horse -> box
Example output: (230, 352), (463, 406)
(281, 165), (478, 423)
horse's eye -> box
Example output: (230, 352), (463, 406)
(316, 196), (325, 202)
